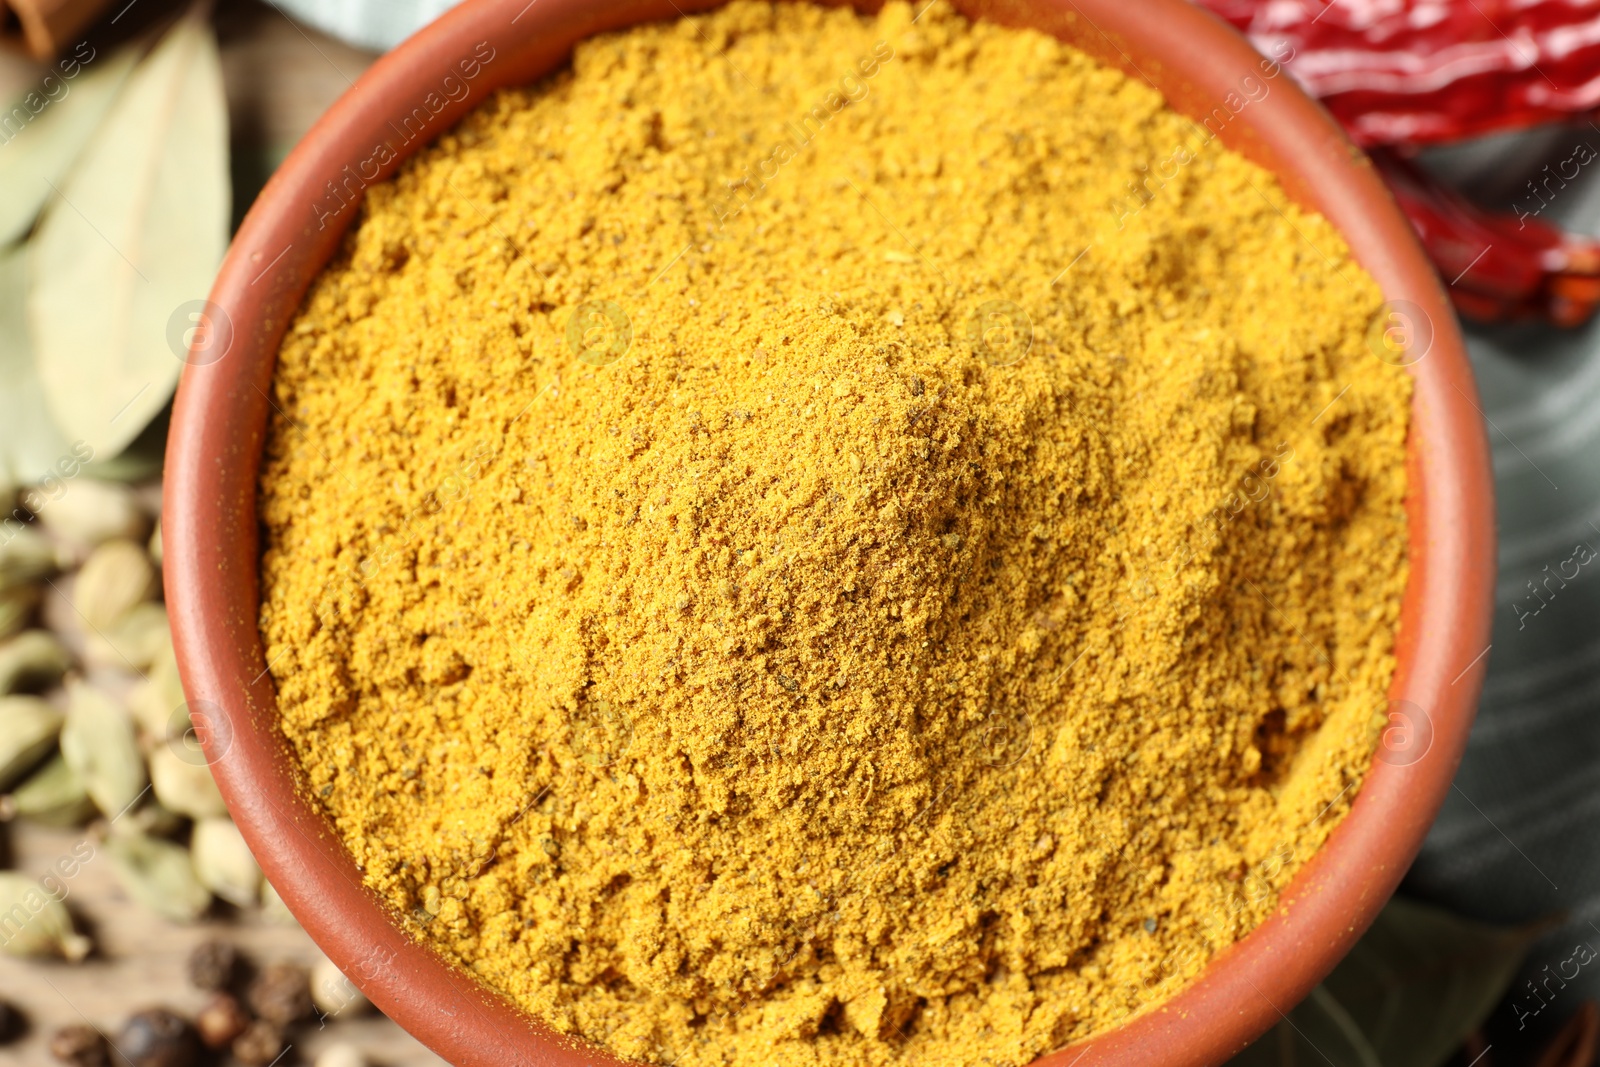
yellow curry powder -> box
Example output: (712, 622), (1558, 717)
(258, 3), (1410, 1064)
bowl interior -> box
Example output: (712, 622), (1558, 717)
(162, 1), (1495, 1064)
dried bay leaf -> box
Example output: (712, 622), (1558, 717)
(27, 7), (228, 459)
(82, 405), (168, 483)
(0, 241), (73, 488)
(1228, 896), (1536, 1067)
(0, 41), (145, 246)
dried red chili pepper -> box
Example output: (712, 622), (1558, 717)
(1197, 0), (1600, 147)
(1193, 0), (1600, 325)
(1533, 1000), (1600, 1067)
(1372, 149), (1600, 326)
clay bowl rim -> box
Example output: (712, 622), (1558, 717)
(162, 0), (1495, 1064)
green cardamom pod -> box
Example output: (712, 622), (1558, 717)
(190, 817), (262, 908)
(148, 744), (226, 819)
(0, 630), (72, 695)
(311, 953), (371, 1017)
(0, 525), (65, 592)
(35, 479), (148, 550)
(0, 695), (64, 791)
(84, 601), (170, 671)
(6, 759), (94, 826)
(0, 585), (40, 641)
(261, 878), (298, 926)
(2, 752), (94, 826)
(131, 637), (183, 740)
(315, 1044), (368, 1067)
(0, 871), (91, 960)
(60, 680), (147, 818)
(109, 800), (185, 840)
(105, 833), (212, 923)
(73, 539), (157, 631)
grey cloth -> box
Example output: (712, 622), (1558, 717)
(1403, 129), (1600, 1062)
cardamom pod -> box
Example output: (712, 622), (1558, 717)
(108, 799), (185, 840)
(2, 752), (94, 826)
(0, 629), (72, 695)
(310, 954), (371, 1017)
(148, 521), (162, 565)
(35, 479), (148, 549)
(84, 601), (170, 671)
(0, 695), (64, 791)
(132, 638), (183, 739)
(315, 1044), (368, 1067)
(127, 678), (160, 742)
(60, 680), (148, 818)
(0, 585), (40, 640)
(0, 872), (91, 961)
(260, 879), (298, 926)
(191, 817), (262, 908)
(0, 525), (66, 591)
(73, 539), (157, 631)
(105, 833), (212, 923)
(148, 745), (226, 819)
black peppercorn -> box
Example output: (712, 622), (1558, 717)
(115, 1009), (200, 1067)
(231, 1020), (285, 1066)
(194, 992), (250, 1050)
(186, 938), (240, 992)
(0, 998), (23, 1044)
(248, 961), (313, 1026)
(49, 1024), (108, 1067)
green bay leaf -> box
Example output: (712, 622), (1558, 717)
(0, 241), (73, 489)
(1229, 897), (1536, 1067)
(0, 42), (145, 246)
(27, 8), (229, 460)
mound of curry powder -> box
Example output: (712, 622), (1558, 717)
(257, 3), (1411, 1064)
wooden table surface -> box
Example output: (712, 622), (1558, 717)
(2, 483), (443, 1064)
(0, 821), (447, 1066)
(0, 5), (452, 1063)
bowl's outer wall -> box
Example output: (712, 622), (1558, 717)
(162, 0), (1495, 1064)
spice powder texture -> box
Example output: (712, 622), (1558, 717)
(258, 4), (1411, 1065)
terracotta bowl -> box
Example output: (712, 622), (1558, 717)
(163, 0), (1495, 1063)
